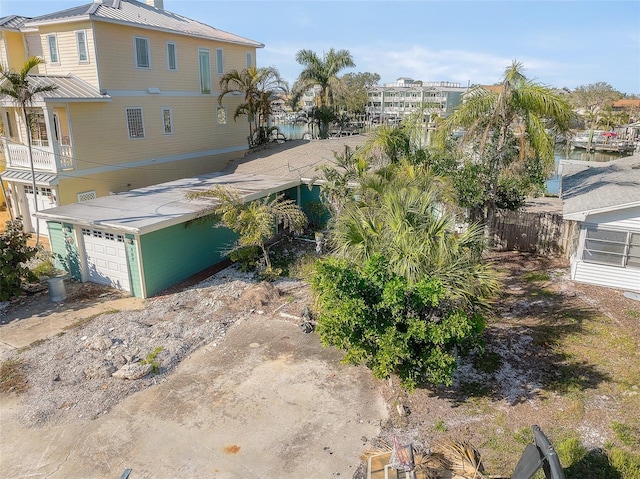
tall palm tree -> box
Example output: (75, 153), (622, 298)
(0, 57), (57, 244)
(435, 61), (573, 227)
(218, 66), (288, 147)
(293, 48), (355, 108)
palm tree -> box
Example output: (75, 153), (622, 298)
(218, 66), (288, 147)
(293, 48), (355, 108)
(435, 61), (573, 227)
(188, 185), (307, 274)
(329, 163), (498, 308)
(0, 57), (58, 244)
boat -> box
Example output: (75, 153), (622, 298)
(571, 130), (606, 149)
(570, 130), (636, 153)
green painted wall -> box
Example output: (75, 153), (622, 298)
(139, 218), (238, 297)
(297, 183), (330, 228)
(125, 234), (143, 298)
(47, 222), (82, 280)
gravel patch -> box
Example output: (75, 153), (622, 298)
(7, 266), (271, 428)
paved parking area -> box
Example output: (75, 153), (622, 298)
(1, 317), (387, 478)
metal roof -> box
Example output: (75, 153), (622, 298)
(23, 0), (263, 48)
(36, 172), (299, 235)
(0, 169), (58, 185)
(0, 15), (31, 30)
(561, 151), (640, 220)
(0, 74), (110, 105)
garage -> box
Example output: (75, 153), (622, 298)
(38, 172), (307, 298)
(81, 228), (131, 292)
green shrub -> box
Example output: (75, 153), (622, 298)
(229, 245), (260, 272)
(140, 347), (164, 374)
(32, 258), (57, 279)
(289, 252), (321, 280)
(608, 447), (640, 478)
(1, 219), (38, 301)
(433, 420), (447, 432)
(312, 255), (486, 391)
(611, 421), (639, 448)
(555, 436), (587, 467)
(522, 271), (551, 282)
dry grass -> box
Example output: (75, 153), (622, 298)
(0, 359), (29, 394)
(361, 437), (488, 479)
(373, 252), (640, 478)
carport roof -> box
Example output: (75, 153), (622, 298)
(37, 172), (300, 235)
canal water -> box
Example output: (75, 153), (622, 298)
(271, 122), (631, 195)
(272, 123), (309, 140)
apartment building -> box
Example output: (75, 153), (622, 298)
(0, 0), (262, 236)
(366, 77), (467, 123)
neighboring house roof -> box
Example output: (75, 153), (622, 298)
(479, 85), (502, 93)
(613, 99), (640, 108)
(22, 0), (263, 48)
(561, 152), (640, 221)
(0, 74), (111, 106)
(37, 172), (299, 235)
(0, 15), (31, 30)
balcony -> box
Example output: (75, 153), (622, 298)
(2, 138), (74, 172)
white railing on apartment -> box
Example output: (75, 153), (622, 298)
(2, 138), (74, 172)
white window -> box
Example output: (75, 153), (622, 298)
(47, 35), (59, 64)
(199, 48), (211, 94)
(77, 190), (96, 202)
(217, 107), (227, 125)
(76, 30), (89, 63)
(216, 48), (224, 74)
(161, 107), (173, 134)
(166, 42), (177, 71)
(582, 227), (640, 268)
(134, 36), (151, 69)
(245, 51), (252, 68)
(126, 107), (145, 139)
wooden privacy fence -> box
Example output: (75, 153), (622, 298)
(490, 210), (574, 256)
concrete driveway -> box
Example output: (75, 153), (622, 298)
(1, 317), (387, 478)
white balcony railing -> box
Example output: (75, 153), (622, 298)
(2, 138), (74, 172)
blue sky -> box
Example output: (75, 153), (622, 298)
(3, 1), (639, 94)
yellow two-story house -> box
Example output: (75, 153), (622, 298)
(0, 0), (262, 237)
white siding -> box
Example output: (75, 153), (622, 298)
(572, 207), (640, 292)
(573, 261), (640, 292)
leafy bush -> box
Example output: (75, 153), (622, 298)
(229, 246), (261, 272)
(312, 255), (485, 391)
(611, 421), (639, 448)
(608, 447), (640, 478)
(1, 219), (38, 301)
(32, 258), (57, 278)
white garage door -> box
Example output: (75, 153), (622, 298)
(82, 228), (131, 292)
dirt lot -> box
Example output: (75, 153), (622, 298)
(1, 250), (639, 478)
(376, 252), (640, 476)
